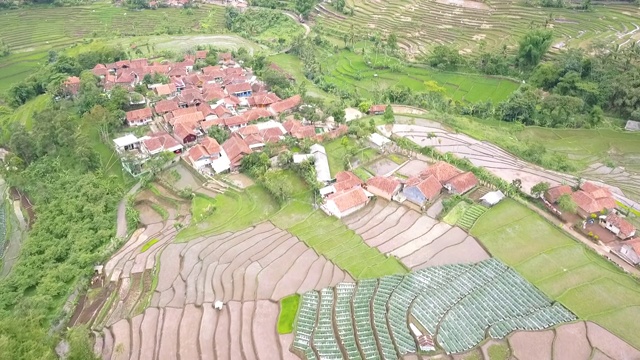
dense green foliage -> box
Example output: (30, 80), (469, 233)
(0, 48), (128, 359)
(224, 7), (303, 50)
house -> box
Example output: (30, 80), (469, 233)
(444, 171), (478, 195)
(248, 92), (280, 108)
(544, 185), (573, 204)
(403, 175), (442, 207)
(154, 99), (180, 115)
(141, 132), (183, 155)
(269, 95), (301, 115)
(62, 76), (81, 97)
(366, 176), (401, 201)
(320, 171), (363, 196)
(213, 105), (234, 119)
(186, 137), (222, 169)
(195, 50), (208, 60)
(241, 108), (272, 123)
(92, 64), (109, 77)
(571, 190), (604, 218)
(480, 190), (505, 207)
(283, 119), (316, 139)
(600, 213), (636, 240)
(171, 111), (205, 127)
(225, 82), (253, 98)
(224, 115), (250, 132)
(369, 104), (386, 115)
(368, 133), (392, 151)
(113, 134), (142, 153)
(580, 182), (617, 210)
(322, 187), (371, 219)
(154, 83), (177, 97)
(310, 144), (331, 183)
(222, 135), (252, 171)
(125, 107), (153, 126)
(617, 244), (640, 265)
(173, 122), (198, 144)
(419, 161), (461, 183)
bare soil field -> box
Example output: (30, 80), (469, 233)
(81, 214), (352, 358)
(384, 122), (640, 209)
(343, 200), (490, 270)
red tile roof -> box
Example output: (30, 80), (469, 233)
(606, 213), (636, 237)
(200, 119), (223, 132)
(545, 185), (573, 203)
(154, 99), (179, 114)
(581, 182), (612, 199)
(327, 187), (369, 213)
(571, 190), (601, 214)
(201, 136), (221, 155)
(171, 111), (204, 126)
(248, 92), (280, 106)
(419, 161), (461, 183)
(369, 104), (386, 113)
(172, 106), (198, 118)
(213, 105), (233, 118)
(224, 115), (248, 127)
(269, 95), (301, 114)
(197, 103), (216, 117)
(597, 197), (617, 211)
(237, 125), (260, 137)
(92, 63), (109, 76)
(187, 145), (208, 164)
(366, 176), (401, 197)
(195, 50), (208, 59)
(445, 171), (478, 194)
(143, 132), (181, 153)
(407, 175), (442, 200)
(334, 171), (362, 191)
(173, 121), (198, 143)
(222, 135), (252, 166)
(242, 108), (272, 123)
(154, 83), (176, 96)
(125, 107), (153, 123)
(226, 82), (252, 95)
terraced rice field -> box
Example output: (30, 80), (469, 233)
(317, 0), (640, 55)
(324, 51), (519, 102)
(87, 219), (354, 359)
(293, 259), (576, 357)
(343, 199), (491, 269)
(384, 119), (640, 209)
(471, 199), (640, 350)
(0, 2), (224, 90)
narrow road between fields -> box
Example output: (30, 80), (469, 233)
(115, 182), (142, 239)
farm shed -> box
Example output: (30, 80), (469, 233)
(368, 133), (392, 150)
(600, 213), (636, 240)
(480, 190), (505, 207)
(322, 187), (372, 218)
(625, 120), (640, 131)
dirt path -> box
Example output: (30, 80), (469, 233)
(283, 12), (311, 37)
(0, 179), (27, 278)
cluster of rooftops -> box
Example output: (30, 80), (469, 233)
(104, 52), (352, 175)
(318, 161), (481, 218)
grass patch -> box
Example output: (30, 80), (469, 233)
(324, 136), (354, 177)
(388, 153), (408, 165)
(442, 201), (469, 225)
(487, 343), (510, 360)
(149, 203), (168, 221)
(191, 194), (216, 222)
(324, 51), (519, 103)
(267, 53), (337, 101)
(353, 167), (373, 181)
(178, 172), (407, 279)
(140, 238), (159, 253)
(277, 294), (300, 334)
(471, 199), (640, 350)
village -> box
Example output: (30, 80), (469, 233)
(61, 49), (640, 271)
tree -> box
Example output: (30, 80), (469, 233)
(558, 193), (577, 213)
(358, 101), (372, 113)
(517, 29), (553, 68)
(224, 6), (241, 30)
(383, 105), (394, 124)
(387, 33), (398, 50)
(335, 0), (345, 12)
(0, 39), (10, 57)
(531, 181), (550, 198)
(332, 106), (346, 124)
(208, 126), (230, 144)
(107, 86), (129, 111)
(241, 152), (270, 178)
(295, 0), (315, 18)
(498, 87), (540, 124)
(588, 105), (604, 127)
(427, 45), (464, 70)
